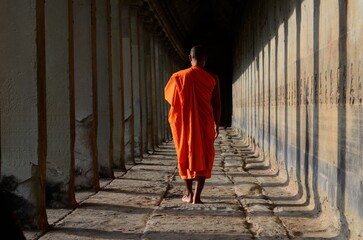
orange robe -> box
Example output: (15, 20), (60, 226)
(165, 66), (216, 179)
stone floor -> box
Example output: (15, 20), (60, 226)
(24, 128), (349, 240)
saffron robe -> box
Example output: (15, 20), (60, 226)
(165, 66), (216, 179)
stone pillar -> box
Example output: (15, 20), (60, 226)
(120, 0), (135, 164)
(163, 50), (171, 140)
(163, 47), (168, 140)
(0, 0), (48, 230)
(130, 6), (142, 158)
(73, 0), (99, 190)
(164, 52), (170, 140)
(110, 0), (126, 171)
(158, 45), (164, 141)
(44, 0), (76, 208)
(150, 35), (158, 149)
(96, 0), (113, 178)
(145, 27), (154, 152)
(138, 18), (148, 156)
(155, 40), (164, 143)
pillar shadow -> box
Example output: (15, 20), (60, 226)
(268, 39), (271, 166)
(235, 1), (324, 214)
(274, 17), (279, 170)
(227, 0), (348, 237)
(263, 0), (322, 213)
(283, 3), (290, 188)
(311, 0), (322, 215)
(336, 0), (350, 237)
(262, 42), (265, 151)
(295, 0), (304, 202)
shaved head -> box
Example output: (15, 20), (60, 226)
(189, 45), (208, 67)
(190, 45), (208, 61)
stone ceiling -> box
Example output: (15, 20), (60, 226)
(144, 0), (251, 64)
(156, 0), (246, 56)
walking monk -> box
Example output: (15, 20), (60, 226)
(164, 45), (221, 204)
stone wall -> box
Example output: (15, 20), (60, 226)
(232, 0), (363, 238)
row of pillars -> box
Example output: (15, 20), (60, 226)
(0, 0), (183, 230)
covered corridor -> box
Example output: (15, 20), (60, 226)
(0, 0), (362, 239)
(26, 129), (342, 239)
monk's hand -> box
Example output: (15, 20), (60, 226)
(214, 124), (219, 139)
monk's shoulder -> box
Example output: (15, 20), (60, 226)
(175, 68), (192, 77)
(171, 68), (193, 83)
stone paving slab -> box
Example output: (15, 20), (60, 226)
(24, 128), (348, 240)
(142, 149), (253, 240)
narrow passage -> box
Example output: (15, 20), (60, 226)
(29, 128), (340, 240)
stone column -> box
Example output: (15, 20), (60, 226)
(96, 0), (113, 178)
(44, 0), (77, 208)
(154, 37), (163, 145)
(138, 17), (147, 156)
(150, 35), (158, 149)
(160, 45), (167, 142)
(110, 0), (126, 171)
(130, 5), (142, 158)
(0, 0), (48, 230)
(144, 24), (154, 153)
(158, 41), (165, 142)
(120, 0), (135, 164)
(163, 50), (170, 141)
(73, 0), (99, 190)
(164, 52), (171, 140)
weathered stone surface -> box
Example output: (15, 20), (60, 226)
(232, 1), (363, 237)
(23, 129), (347, 239)
(75, 115), (97, 190)
(0, 0), (48, 229)
(73, 0), (99, 191)
(95, 0), (112, 178)
(44, 0), (76, 208)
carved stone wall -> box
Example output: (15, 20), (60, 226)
(232, 0), (363, 237)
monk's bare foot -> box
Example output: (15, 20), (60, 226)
(192, 199), (204, 204)
(182, 193), (193, 203)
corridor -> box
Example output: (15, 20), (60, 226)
(25, 128), (341, 239)
(1, 0), (362, 239)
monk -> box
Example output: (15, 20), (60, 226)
(164, 45), (221, 204)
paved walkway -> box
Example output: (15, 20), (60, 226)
(25, 128), (345, 240)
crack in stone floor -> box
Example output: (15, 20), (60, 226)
(25, 128), (344, 240)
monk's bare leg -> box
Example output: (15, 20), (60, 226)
(193, 176), (205, 204)
(182, 179), (194, 203)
